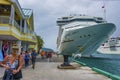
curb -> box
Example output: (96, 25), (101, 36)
(92, 67), (120, 80)
(72, 59), (86, 66)
(73, 59), (120, 80)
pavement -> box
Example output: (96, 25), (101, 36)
(0, 67), (5, 80)
(21, 62), (111, 80)
(0, 55), (111, 80)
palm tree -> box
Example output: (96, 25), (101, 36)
(36, 36), (44, 53)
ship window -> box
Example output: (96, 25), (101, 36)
(80, 36), (82, 38)
(70, 19), (95, 22)
(102, 44), (104, 46)
(97, 18), (103, 20)
(88, 34), (91, 37)
(105, 41), (108, 43)
(96, 21), (103, 23)
(62, 17), (68, 19)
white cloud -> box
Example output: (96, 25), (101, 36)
(19, 0), (120, 51)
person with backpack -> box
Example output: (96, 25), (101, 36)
(31, 50), (37, 69)
(24, 51), (30, 67)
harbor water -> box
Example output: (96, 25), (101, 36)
(76, 56), (120, 76)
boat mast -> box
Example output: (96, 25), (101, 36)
(102, 2), (106, 21)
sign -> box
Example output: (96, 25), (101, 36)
(0, 50), (3, 61)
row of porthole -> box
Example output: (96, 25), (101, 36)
(80, 34), (96, 38)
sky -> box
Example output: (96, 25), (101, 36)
(19, 0), (120, 51)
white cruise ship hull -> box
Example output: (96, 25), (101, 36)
(58, 23), (116, 56)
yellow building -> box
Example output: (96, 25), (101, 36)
(0, 0), (37, 56)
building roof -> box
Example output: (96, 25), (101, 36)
(22, 8), (33, 18)
(9, 0), (24, 18)
(22, 8), (34, 31)
(41, 48), (54, 52)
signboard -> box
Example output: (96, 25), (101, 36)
(0, 49), (3, 61)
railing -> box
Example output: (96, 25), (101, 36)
(0, 16), (36, 41)
(27, 29), (37, 40)
(30, 31), (37, 41)
(0, 16), (10, 24)
(21, 27), (24, 33)
(14, 20), (21, 31)
(0, 16), (20, 32)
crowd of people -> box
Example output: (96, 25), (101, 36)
(0, 48), (37, 80)
(20, 50), (37, 69)
(0, 48), (54, 80)
(40, 51), (52, 62)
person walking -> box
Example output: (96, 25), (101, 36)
(31, 50), (37, 69)
(20, 51), (25, 67)
(0, 48), (23, 80)
(24, 51), (30, 67)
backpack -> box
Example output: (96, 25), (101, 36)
(25, 54), (30, 59)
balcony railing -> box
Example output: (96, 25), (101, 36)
(0, 16), (36, 41)
(14, 20), (21, 31)
(0, 16), (10, 24)
(32, 32), (37, 40)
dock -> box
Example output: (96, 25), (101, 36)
(0, 55), (111, 80)
(21, 62), (111, 80)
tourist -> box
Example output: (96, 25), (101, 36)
(31, 50), (37, 69)
(0, 48), (23, 80)
(24, 51), (30, 67)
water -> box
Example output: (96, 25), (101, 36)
(76, 57), (120, 76)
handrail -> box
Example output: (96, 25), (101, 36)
(0, 16), (10, 24)
(0, 16), (36, 40)
(14, 20), (20, 31)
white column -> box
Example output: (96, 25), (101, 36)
(26, 44), (29, 51)
(10, 5), (15, 26)
(20, 19), (22, 32)
(24, 20), (27, 33)
(24, 44), (27, 51)
(17, 41), (21, 54)
(22, 43), (27, 51)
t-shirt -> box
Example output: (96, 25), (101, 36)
(25, 53), (30, 60)
(31, 52), (37, 59)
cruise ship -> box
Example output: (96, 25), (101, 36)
(57, 15), (116, 57)
(97, 37), (120, 54)
(89, 37), (120, 59)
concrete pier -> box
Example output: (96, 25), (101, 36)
(21, 62), (111, 80)
(0, 55), (111, 80)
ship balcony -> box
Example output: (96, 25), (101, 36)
(0, 16), (37, 44)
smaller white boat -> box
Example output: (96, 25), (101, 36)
(97, 37), (120, 54)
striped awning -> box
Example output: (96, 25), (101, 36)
(22, 8), (33, 18)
